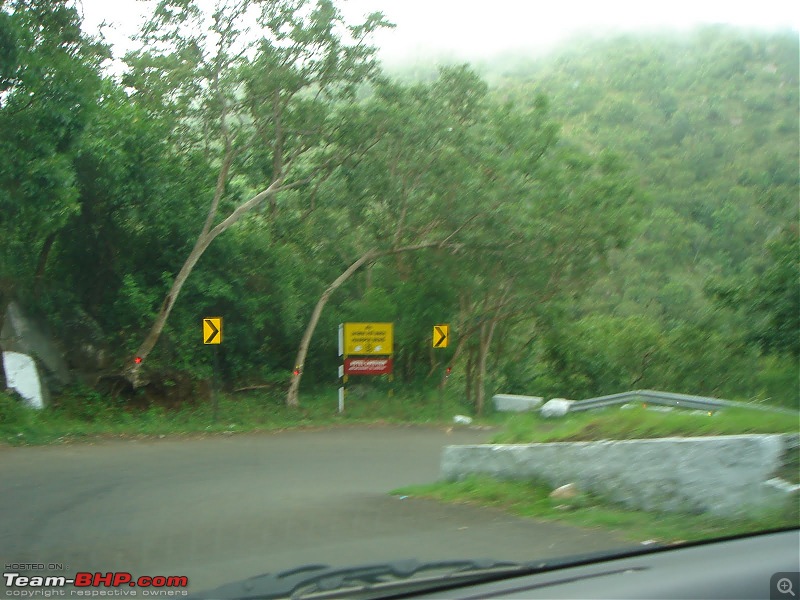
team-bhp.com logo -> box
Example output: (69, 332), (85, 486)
(4, 572), (189, 595)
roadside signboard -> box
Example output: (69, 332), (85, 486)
(344, 357), (393, 375)
(338, 321), (394, 413)
(342, 322), (393, 356)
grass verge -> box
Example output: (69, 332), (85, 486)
(392, 475), (799, 545)
(492, 404), (799, 444)
(0, 385), (484, 446)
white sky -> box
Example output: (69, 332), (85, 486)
(78, 0), (800, 65)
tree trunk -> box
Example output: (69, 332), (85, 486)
(286, 249), (377, 407)
(0, 291), (6, 390)
(438, 328), (469, 391)
(33, 231), (58, 297)
(476, 317), (499, 416)
(476, 323), (488, 415)
(126, 176), (285, 388)
(285, 239), (460, 407)
(475, 285), (513, 414)
(125, 232), (214, 386)
(465, 344), (475, 408)
(425, 344), (440, 381)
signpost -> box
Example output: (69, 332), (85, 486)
(433, 324), (451, 418)
(339, 322), (394, 413)
(203, 317), (222, 422)
(344, 357), (393, 375)
(433, 324), (449, 348)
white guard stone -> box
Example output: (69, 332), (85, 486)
(2, 351), (45, 409)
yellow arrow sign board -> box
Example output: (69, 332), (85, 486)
(433, 324), (449, 348)
(343, 322), (393, 355)
(203, 317), (223, 344)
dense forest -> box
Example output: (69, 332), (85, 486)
(1, 0), (797, 413)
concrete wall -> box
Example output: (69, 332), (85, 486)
(492, 394), (543, 412)
(441, 435), (799, 517)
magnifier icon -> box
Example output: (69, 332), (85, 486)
(777, 578), (795, 597)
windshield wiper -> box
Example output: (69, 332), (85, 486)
(188, 558), (528, 600)
(189, 545), (663, 600)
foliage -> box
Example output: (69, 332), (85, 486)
(0, 2), (796, 419)
(0, 0), (108, 288)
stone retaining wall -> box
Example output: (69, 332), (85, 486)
(440, 434), (799, 517)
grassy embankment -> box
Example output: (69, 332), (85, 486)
(0, 384), (480, 446)
(392, 405), (800, 544)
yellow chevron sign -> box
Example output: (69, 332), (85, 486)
(433, 325), (449, 348)
(203, 317), (222, 344)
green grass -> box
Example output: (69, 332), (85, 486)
(492, 404), (799, 444)
(0, 385), (482, 446)
(4, 386), (797, 450)
(392, 476), (799, 545)
(392, 406), (798, 544)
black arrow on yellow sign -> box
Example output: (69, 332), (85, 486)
(433, 325), (449, 348)
(204, 318), (222, 344)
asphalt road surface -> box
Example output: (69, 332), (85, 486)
(0, 426), (630, 594)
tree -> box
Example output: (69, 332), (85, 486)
(284, 66), (490, 406)
(121, 0), (390, 386)
(0, 0), (107, 392)
(710, 225), (800, 360)
(747, 226), (800, 359)
(0, 0), (106, 289)
(443, 98), (637, 413)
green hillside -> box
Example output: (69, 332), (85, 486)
(1, 0), (797, 419)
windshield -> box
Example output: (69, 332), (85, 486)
(1, 0), (798, 598)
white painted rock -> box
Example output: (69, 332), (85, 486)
(2, 351), (45, 409)
(453, 415), (473, 425)
(540, 398), (573, 418)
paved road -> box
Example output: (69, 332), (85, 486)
(0, 426), (629, 594)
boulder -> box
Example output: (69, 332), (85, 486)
(1, 302), (70, 386)
(540, 398), (573, 418)
(550, 483), (580, 500)
(60, 308), (111, 372)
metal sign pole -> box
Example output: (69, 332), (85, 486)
(212, 345), (220, 424)
(338, 363), (345, 414)
(338, 323), (345, 413)
(203, 316), (223, 425)
(433, 325), (450, 420)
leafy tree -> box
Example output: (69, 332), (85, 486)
(710, 226), (800, 360)
(0, 0), (107, 289)
(121, 0), (391, 387)
(285, 65), (491, 406)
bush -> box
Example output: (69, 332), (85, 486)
(0, 390), (31, 427)
(52, 384), (123, 423)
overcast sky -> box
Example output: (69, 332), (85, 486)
(78, 0), (800, 65)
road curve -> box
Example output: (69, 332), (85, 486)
(0, 426), (629, 593)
